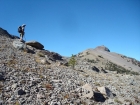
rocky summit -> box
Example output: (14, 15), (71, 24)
(0, 27), (140, 105)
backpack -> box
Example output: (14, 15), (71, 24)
(18, 26), (22, 33)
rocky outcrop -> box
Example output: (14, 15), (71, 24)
(26, 41), (44, 50)
(0, 27), (10, 36)
(13, 39), (26, 50)
(95, 45), (110, 52)
(0, 27), (20, 39)
(37, 50), (63, 61)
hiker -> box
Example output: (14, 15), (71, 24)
(18, 24), (26, 41)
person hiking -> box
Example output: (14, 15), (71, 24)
(18, 24), (26, 41)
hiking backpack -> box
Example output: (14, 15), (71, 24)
(18, 26), (22, 33)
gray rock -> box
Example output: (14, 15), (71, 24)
(11, 83), (18, 90)
(40, 58), (51, 65)
(97, 86), (114, 98)
(37, 93), (45, 99)
(95, 45), (110, 52)
(13, 39), (26, 50)
(18, 89), (26, 95)
(50, 100), (61, 105)
(26, 41), (44, 49)
(0, 100), (3, 105)
(0, 74), (4, 81)
(81, 84), (93, 98)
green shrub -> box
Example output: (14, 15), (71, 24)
(98, 55), (104, 58)
(105, 61), (139, 75)
(68, 54), (76, 69)
(87, 59), (96, 63)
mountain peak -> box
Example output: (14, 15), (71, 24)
(95, 45), (110, 52)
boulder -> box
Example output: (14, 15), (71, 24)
(97, 86), (114, 98)
(49, 52), (62, 61)
(13, 39), (26, 50)
(81, 84), (93, 98)
(26, 41), (44, 50)
(94, 92), (106, 102)
(38, 50), (62, 61)
(92, 66), (100, 72)
(18, 89), (26, 95)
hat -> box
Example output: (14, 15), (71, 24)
(22, 24), (26, 27)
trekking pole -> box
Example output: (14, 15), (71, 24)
(24, 34), (26, 42)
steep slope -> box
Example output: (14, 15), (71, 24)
(0, 27), (140, 105)
(77, 45), (140, 73)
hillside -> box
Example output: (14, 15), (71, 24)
(0, 27), (140, 105)
(76, 45), (140, 73)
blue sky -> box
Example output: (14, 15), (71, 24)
(0, 0), (140, 61)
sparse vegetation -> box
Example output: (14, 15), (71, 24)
(86, 51), (90, 55)
(64, 94), (69, 99)
(23, 47), (29, 53)
(98, 55), (104, 58)
(7, 59), (17, 67)
(68, 54), (76, 69)
(114, 98), (123, 104)
(45, 83), (53, 90)
(0, 84), (3, 93)
(37, 52), (45, 57)
(94, 82), (101, 86)
(105, 61), (139, 75)
(46, 64), (51, 69)
(87, 59), (96, 63)
(121, 55), (127, 59)
(35, 56), (41, 63)
(15, 101), (20, 105)
(96, 58), (100, 61)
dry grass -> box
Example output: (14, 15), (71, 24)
(37, 52), (45, 57)
(23, 48), (28, 54)
(80, 101), (88, 105)
(24, 67), (31, 72)
(39, 74), (44, 79)
(64, 94), (69, 99)
(114, 98), (123, 104)
(124, 99), (133, 103)
(0, 84), (3, 93)
(94, 82), (101, 86)
(46, 64), (51, 69)
(79, 81), (85, 86)
(15, 101), (20, 105)
(0, 48), (1, 51)
(45, 83), (53, 90)
(7, 59), (17, 67)
(35, 56), (41, 64)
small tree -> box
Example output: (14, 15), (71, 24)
(68, 54), (76, 69)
